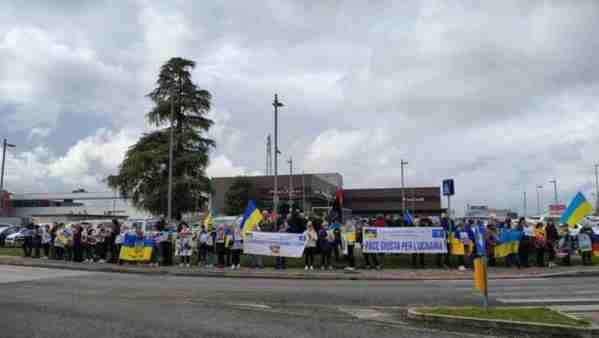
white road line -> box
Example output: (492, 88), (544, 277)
(497, 298), (599, 304)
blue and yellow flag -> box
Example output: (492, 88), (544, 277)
(203, 212), (213, 231)
(119, 234), (154, 262)
(560, 192), (593, 228)
(494, 229), (522, 258)
(240, 200), (263, 236)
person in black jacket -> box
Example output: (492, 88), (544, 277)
(109, 219), (121, 263)
(545, 221), (559, 268)
(22, 223), (35, 257)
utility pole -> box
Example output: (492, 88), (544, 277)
(595, 164), (599, 215)
(400, 159), (408, 214)
(549, 179), (558, 205)
(288, 157), (293, 210)
(302, 170), (306, 215)
(1, 139), (16, 193)
(266, 134), (272, 176)
(167, 95), (175, 222)
(536, 185), (543, 216)
(523, 191), (527, 218)
(273, 94), (284, 214)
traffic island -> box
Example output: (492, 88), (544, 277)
(407, 307), (597, 338)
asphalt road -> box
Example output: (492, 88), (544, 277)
(0, 266), (595, 338)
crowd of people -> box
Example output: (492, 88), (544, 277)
(16, 211), (597, 271)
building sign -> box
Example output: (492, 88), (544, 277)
(549, 204), (566, 217)
(403, 197), (425, 202)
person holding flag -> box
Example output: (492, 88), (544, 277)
(240, 200), (264, 268)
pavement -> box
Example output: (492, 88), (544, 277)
(0, 264), (598, 337)
(2, 255), (599, 281)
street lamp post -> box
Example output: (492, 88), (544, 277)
(0, 139), (16, 193)
(167, 97), (175, 222)
(288, 156), (293, 211)
(400, 160), (408, 214)
(536, 185), (543, 216)
(523, 191), (527, 218)
(594, 164), (599, 215)
(549, 179), (558, 205)
(273, 94), (284, 214)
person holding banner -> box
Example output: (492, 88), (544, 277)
(275, 220), (289, 270)
(230, 227), (243, 270)
(342, 221), (356, 271)
(578, 225), (593, 266)
(215, 224), (227, 269)
(197, 225), (209, 267)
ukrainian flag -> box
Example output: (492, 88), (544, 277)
(240, 200), (263, 236)
(560, 192), (593, 228)
(203, 212), (213, 231)
(494, 229), (522, 258)
(119, 234), (154, 262)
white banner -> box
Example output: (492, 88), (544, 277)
(243, 232), (306, 258)
(362, 227), (447, 254)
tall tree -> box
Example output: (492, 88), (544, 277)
(224, 177), (255, 216)
(107, 57), (215, 219)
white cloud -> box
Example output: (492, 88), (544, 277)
(207, 154), (261, 178)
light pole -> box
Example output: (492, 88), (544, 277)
(1, 139), (16, 193)
(549, 179), (558, 205)
(273, 94), (284, 214)
(400, 160), (408, 214)
(288, 156), (293, 211)
(167, 96), (175, 222)
(523, 191), (527, 218)
(536, 185), (543, 216)
(594, 164), (599, 215)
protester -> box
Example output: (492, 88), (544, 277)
(22, 222), (35, 257)
(438, 214), (452, 268)
(545, 221), (559, 268)
(231, 227), (243, 270)
(275, 220), (289, 270)
(517, 218), (533, 268)
(109, 219), (121, 264)
(485, 223), (498, 267)
(578, 225), (593, 266)
(41, 225), (51, 258)
(197, 225), (209, 267)
(533, 222), (547, 267)
(215, 224), (227, 269)
(177, 225), (193, 268)
(248, 221), (264, 269)
(342, 220), (356, 271)
(72, 224), (83, 263)
(317, 222), (333, 270)
(556, 224), (575, 266)
(304, 222), (317, 270)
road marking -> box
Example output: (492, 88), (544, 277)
(0, 265), (95, 284)
(552, 305), (599, 312)
(498, 298), (599, 305)
(227, 302), (272, 310)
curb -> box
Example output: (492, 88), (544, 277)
(406, 307), (599, 338)
(1, 256), (599, 281)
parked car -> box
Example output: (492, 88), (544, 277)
(0, 226), (23, 247)
(5, 227), (32, 247)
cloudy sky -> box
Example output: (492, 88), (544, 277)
(1, 0), (599, 215)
